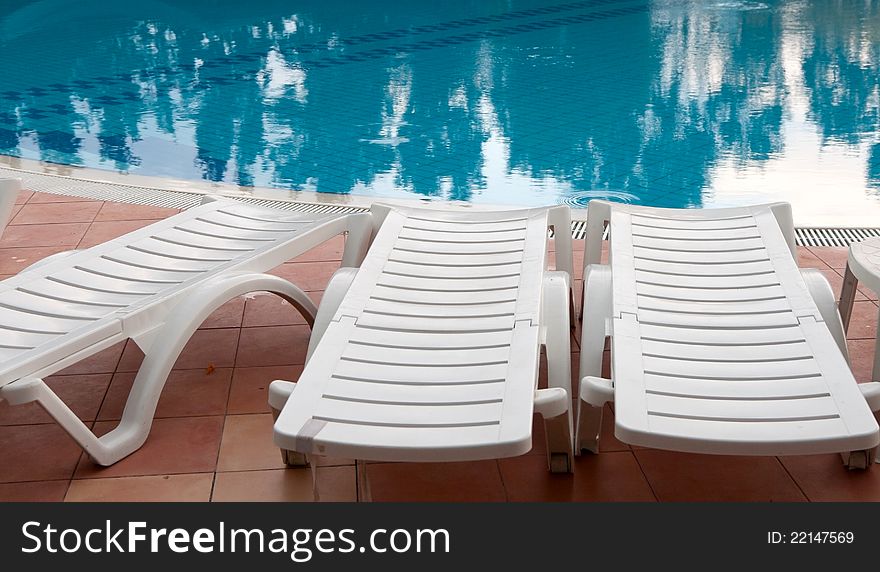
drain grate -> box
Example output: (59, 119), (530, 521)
(2, 165), (878, 244)
(795, 227), (880, 248)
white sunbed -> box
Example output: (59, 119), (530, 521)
(271, 203), (576, 494)
(0, 178), (371, 465)
(576, 200), (880, 468)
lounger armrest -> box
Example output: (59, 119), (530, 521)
(580, 376), (613, 406)
(534, 387), (568, 418)
(269, 379), (297, 411)
(860, 382), (880, 412)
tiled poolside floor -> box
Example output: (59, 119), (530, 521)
(0, 191), (878, 502)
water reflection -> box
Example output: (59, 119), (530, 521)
(0, 0), (878, 222)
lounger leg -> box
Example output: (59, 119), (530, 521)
(540, 271), (574, 473)
(356, 459), (371, 502)
(841, 449), (876, 470)
(2, 273), (315, 466)
(838, 266), (859, 332)
(576, 265), (613, 454)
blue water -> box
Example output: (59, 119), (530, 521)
(1, 0), (879, 219)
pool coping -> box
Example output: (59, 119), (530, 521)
(2, 155), (879, 238)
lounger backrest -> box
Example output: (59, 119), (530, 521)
(0, 201), (344, 386)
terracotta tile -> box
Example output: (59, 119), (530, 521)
(235, 325), (311, 367)
(780, 454), (880, 501)
(0, 222), (90, 248)
(634, 450), (806, 501)
(11, 201), (102, 225)
(217, 413), (285, 472)
(807, 247), (849, 270)
(0, 245), (71, 273)
(26, 191), (98, 204)
(846, 301), (878, 340)
(116, 328), (240, 372)
(289, 234), (346, 263)
(847, 340), (876, 382)
(74, 416), (224, 478)
(242, 291), (322, 327)
(98, 368), (232, 421)
(201, 297), (245, 329)
(212, 466), (356, 502)
(0, 424), (83, 482)
(366, 460), (507, 502)
(77, 219), (164, 248)
(15, 190), (33, 204)
(797, 247), (829, 270)
(56, 341), (125, 375)
(0, 374), (111, 426)
(500, 451), (655, 501)
(228, 365), (304, 414)
(94, 202), (181, 222)
(269, 261), (340, 292)
(65, 473), (213, 502)
(0, 480), (69, 501)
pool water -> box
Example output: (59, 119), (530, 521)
(1, 0), (879, 222)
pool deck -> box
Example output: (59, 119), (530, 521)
(0, 189), (879, 502)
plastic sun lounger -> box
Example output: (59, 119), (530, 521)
(0, 178), (371, 466)
(271, 203), (576, 493)
(576, 200), (880, 468)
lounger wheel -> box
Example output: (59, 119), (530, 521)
(549, 453), (572, 474)
(842, 449), (876, 470)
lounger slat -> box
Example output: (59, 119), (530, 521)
(633, 246), (769, 264)
(324, 376), (505, 403)
(643, 375), (831, 399)
(333, 359), (510, 384)
(388, 248), (524, 267)
(107, 247), (224, 272)
(371, 284), (518, 305)
(634, 258), (775, 277)
(342, 343), (512, 366)
(174, 218), (291, 242)
(402, 219), (527, 234)
(382, 260), (521, 280)
(636, 282), (786, 302)
(347, 326), (513, 349)
(0, 305), (97, 334)
(630, 215), (759, 231)
(48, 268), (170, 295)
(314, 398), (503, 427)
(638, 323), (805, 345)
(646, 393), (839, 420)
(641, 355), (820, 379)
(356, 311), (516, 332)
(394, 238), (526, 254)
(632, 235), (766, 252)
(151, 228), (261, 252)
(398, 227), (528, 244)
(637, 308), (798, 329)
(127, 238), (240, 262)
(363, 298), (517, 319)
(634, 270), (780, 289)
(632, 225), (760, 241)
(641, 338), (813, 362)
(76, 257), (199, 284)
(13, 280), (147, 307)
(375, 273), (521, 291)
(0, 289), (117, 320)
(636, 296), (792, 315)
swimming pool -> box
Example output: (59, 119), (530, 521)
(1, 0), (879, 224)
